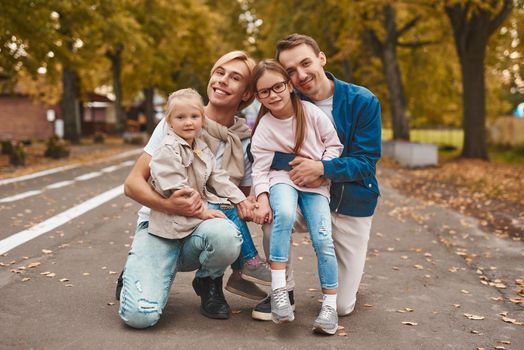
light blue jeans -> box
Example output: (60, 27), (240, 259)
(118, 218), (242, 329)
(269, 183), (338, 289)
(208, 203), (258, 270)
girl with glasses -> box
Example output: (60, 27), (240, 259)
(249, 59), (343, 334)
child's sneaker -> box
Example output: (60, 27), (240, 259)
(270, 287), (294, 323)
(312, 304), (338, 335)
(241, 261), (271, 286)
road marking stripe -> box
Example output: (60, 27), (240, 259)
(0, 165), (78, 186)
(0, 148), (142, 186)
(0, 160), (134, 204)
(0, 185), (124, 255)
(0, 190), (43, 203)
(46, 180), (75, 189)
(75, 172), (102, 181)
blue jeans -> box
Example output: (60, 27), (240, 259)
(208, 203), (258, 270)
(118, 218), (242, 329)
(269, 183), (338, 289)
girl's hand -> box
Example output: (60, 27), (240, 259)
(198, 208), (227, 220)
(236, 197), (256, 221)
(254, 193), (272, 225)
(303, 178), (330, 188)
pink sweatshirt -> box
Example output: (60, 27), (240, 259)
(251, 100), (343, 200)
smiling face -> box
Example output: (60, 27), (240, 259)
(255, 70), (293, 118)
(207, 58), (252, 111)
(168, 101), (203, 145)
(277, 43), (328, 101)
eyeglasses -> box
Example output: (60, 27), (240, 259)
(256, 81), (288, 99)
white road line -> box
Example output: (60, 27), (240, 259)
(0, 185), (124, 255)
(75, 172), (102, 181)
(0, 165), (78, 186)
(0, 148), (142, 186)
(46, 180), (74, 189)
(0, 190), (43, 203)
(0, 160), (135, 204)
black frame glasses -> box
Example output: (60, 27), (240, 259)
(256, 81), (288, 99)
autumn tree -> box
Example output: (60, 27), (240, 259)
(444, 0), (514, 159)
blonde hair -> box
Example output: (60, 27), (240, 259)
(165, 88), (205, 126)
(250, 59), (307, 154)
(210, 50), (256, 111)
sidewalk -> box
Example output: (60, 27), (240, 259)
(0, 169), (522, 349)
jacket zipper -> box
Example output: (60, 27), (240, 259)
(335, 184), (345, 213)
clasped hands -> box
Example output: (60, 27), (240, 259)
(165, 156), (325, 223)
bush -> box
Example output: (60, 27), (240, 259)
(9, 142), (26, 166)
(1, 140), (14, 155)
(44, 135), (70, 159)
(93, 132), (106, 144)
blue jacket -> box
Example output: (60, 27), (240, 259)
(272, 73), (381, 217)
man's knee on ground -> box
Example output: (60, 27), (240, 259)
(119, 298), (162, 329)
(337, 300), (356, 317)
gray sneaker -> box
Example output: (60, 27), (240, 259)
(241, 262), (271, 286)
(271, 287), (294, 323)
(312, 305), (338, 335)
(225, 274), (268, 300)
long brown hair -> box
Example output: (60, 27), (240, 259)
(250, 59), (307, 154)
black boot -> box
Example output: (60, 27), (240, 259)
(115, 270), (124, 301)
(192, 275), (230, 319)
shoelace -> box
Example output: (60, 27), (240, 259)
(318, 305), (336, 320)
(273, 288), (288, 309)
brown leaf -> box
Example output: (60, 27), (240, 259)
(27, 262), (41, 268)
(464, 313), (485, 320)
(401, 321), (418, 326)
(41, 249), (53, 254)
(21, 277), (30, 282)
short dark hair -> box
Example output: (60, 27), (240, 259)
(275, 33), (321, 60)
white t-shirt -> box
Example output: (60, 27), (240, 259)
(315, 95), (335, 126)
(137, 118), (253, 224)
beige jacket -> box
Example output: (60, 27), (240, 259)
(148, 131), (246, 239)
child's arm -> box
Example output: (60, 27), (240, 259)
(315, 109), (343, 161)
(250, 131), (275, 224)
(149, 144), (191, 197)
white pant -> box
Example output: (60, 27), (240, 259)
(262, 212), (372, 316)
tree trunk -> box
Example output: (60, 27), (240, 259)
(445, 0), (513, 160)
(107, 44), (125, 133)
(460, 49), (488, 159)
(144, 87), (155, 135)
(382, 44), (410, 141)
(61, 66), (81, 144)
(382, 5), (410, 141)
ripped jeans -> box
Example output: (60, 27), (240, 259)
(118, 218), (242, 329)
(269, 183), (338, 289)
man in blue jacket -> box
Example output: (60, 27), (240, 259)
(252, 33), (381, 321)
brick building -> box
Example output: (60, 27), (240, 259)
(0, 94), (56, 141)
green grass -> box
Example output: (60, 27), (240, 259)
(382, 128), (463, 149)
(382, 128), (524, 164)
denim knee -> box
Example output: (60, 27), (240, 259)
(119, 296), (162, 329)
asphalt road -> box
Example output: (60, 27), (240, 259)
(0, 154), (523, 350)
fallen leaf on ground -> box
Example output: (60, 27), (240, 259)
(498, 340), (511, 345)
(231, 310), (242, 314)
(401, 321), (418, 326)
(363, 304), (373, 307)
(27, 262), (41, 268)
(83, 272), (90, 276)
(414, 264), (424, 270)
(46, 273), (56, 277)
(109, 271), (118, 275)
(308, 288), (317, 292)
(461, 290), (470, 294)
(337, 325), (345, 330)
(65, 284), (74, 287)
(21, 277), (30, 282)
(59, 278), (69, 282)
(107, 302), (115, 306)
(40, 271), (51, 275)
(464, 313), (485, 320)
(42, 249), (53, 254)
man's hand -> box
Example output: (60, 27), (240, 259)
(289, 157), (324, 187)
(236, 196), (256, 221)
(164, 188), (203, 216)
(253, 193), (272, 225)
(197, 208), (227, 220)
